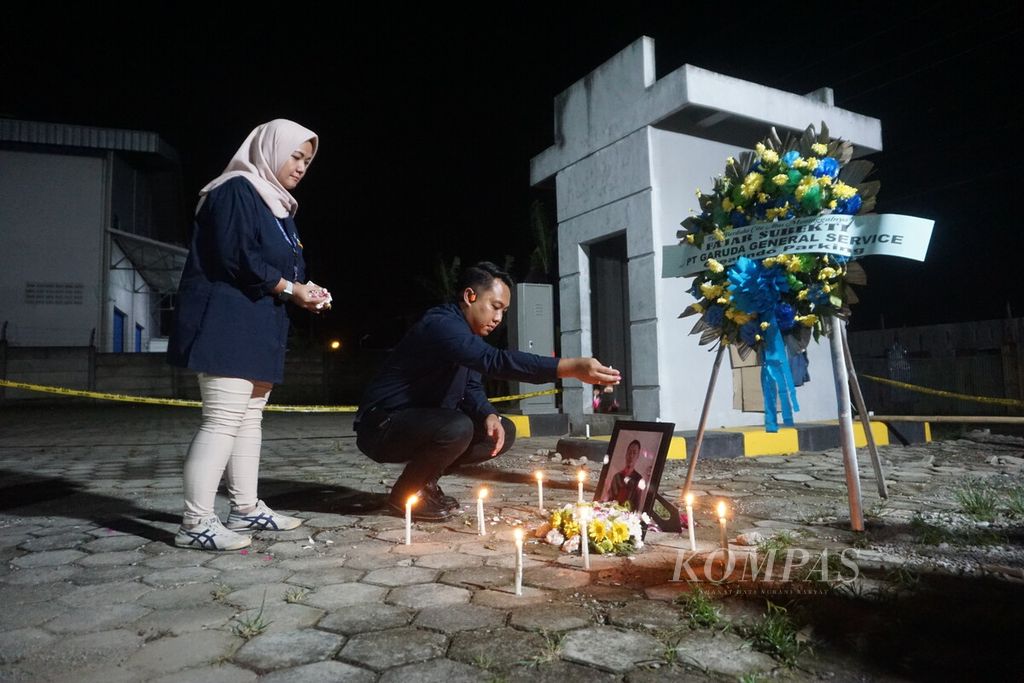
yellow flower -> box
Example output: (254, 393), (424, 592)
(550, 511), (562, 528)
(707, 259), (724, 274)
(760, 322), (770, 330)
(716, 296), (729, 305)
(811, 142), (828, 156)
(757, 192), (769, 203)
(589, 519), (608, 543)
(726, 308), (754, 325)
(755, 334), (762, 342)
(793, 158), (808, 169)
(712, 228), (726, 242)
(818, 267), (838, 280)
(740, 172), (764, 199)
(832, 182), (857, 199)
(690, 302), (704, 314)
(772, 173), (788, 185)
(797, 289), (809, 300)
(755, 143), (766, 155)
(817, 176), (833, 187)
(700, 283), (723, 299)
(762, 257), (777, 268)
(563, 520), (580, 538)
(761, 149), (779, 165)
(722, 197), (734, 212)
(686, 234), (696, 244)
(805, 157), (819, 171)
(726, 156), (735, 166)
(610, 520), (631, 544)
(823, 284), (832, 293)
(828, 200), (837, 209)
(787, 258), (803, 273)
(798, 314), (819, 327)
(794, 175), (817, 201)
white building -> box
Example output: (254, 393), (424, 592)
(530, 38), (883, 430)
(0, 119), (187, 352)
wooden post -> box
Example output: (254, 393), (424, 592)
(841, 323), (889, 499)
(682, 344), (726, 498)
(829, 318), (864, 531)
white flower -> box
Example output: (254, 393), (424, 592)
(563, 535), (581, 553)
(545, 529), (565, 546)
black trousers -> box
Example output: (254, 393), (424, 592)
(356, 408), (516, 501)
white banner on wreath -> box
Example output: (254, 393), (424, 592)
(662, 214), (934, 279)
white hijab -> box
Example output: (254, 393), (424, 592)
(198, 119), (318, 218)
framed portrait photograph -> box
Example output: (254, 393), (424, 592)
(594, 421), (675, 521)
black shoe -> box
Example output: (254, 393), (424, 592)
(387, 494), (452, 522)
(425, 478), (460, 511)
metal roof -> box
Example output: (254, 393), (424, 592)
(0, 118), (179, 164)
(109, 229), (188, 295)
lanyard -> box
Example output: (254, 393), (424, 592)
(274, 219), (300, 280)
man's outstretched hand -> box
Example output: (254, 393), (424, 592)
(557, 358), (622, 385)
(484, 414), (505, 456)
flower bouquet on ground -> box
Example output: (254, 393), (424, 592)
(542, 502), (649, 556)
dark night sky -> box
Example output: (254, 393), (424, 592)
(4, 3), (1022, 347)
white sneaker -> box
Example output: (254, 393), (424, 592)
(226, 500), (302, 531)
(174, 515), (252, 551)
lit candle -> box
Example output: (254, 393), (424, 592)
(585, 424), (591, 439)
(717, 500), (728, 552)
(685, 493), (697, 552)
(513, 527), (524, 595)
(577, 470), (586, 503)
(477, 488), (488, 536)
(534, 471), (544, 512)
(578, 505), (590, 570)
(405, 494), (417, 546)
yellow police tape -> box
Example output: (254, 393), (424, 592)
(0, 379), (559, 413)
(860, 374), (1024, 408)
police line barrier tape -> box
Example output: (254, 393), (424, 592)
(859, 374), (1024, 408)
(0, 379), (559, 412)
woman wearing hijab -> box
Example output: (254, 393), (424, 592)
(168, 119), (329, 551)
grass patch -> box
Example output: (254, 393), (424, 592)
(284, 587), (307, 604)
(674, 585), (725, 629)
(910, 515), (1004, 546)
(231, 592), (272, 640)
(744, 601), (809, 668)
(954, 479), (999, 522)
(756, 530), (797, 555)
(1004, 487), (1024, 518)
(520, 630), (562, 667)
(210, 583), (231, 602)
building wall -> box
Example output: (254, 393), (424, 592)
(107, 241), (152, 352)
(0, 149), (104, 346)
(648, 128), (840, 429)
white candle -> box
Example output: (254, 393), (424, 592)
(585, 424), (591, 439)
(578, 505), (590, 570)
(477, 488), (487, 536)
(405, 495), (417, 546)
(535, 471), (544, 512)
(685, 493), (697, 552)
(513, 527), (524, 595)
(577, 470), (585, 503)
(717, 500), (728, 551)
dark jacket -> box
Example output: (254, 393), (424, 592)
(167, 177), (305, 384)
(356, 303), (559, 425)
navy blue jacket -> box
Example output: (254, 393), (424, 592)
(357, 303), (560, 424)
(167, 177), (305, 384)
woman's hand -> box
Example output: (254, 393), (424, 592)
(291, 282), (331, 313)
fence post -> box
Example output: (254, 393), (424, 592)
(88, 328), (97, 391)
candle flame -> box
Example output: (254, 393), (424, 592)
(685, 492), (694, 506)
(513, 527), (524, 542)
(534, 471), (544, 482)
(577, 470), (585, 483)
(407, 495), (418, 507)
(478, 488), (488, 499)
(716, 501), (727, 519)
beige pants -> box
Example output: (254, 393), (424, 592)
(182, 374), (271, 524)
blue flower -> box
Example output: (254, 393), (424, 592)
(740, 321), (760, 346)
(782, 150), (800, 166)
(836, 195), (862, 215)
(730, 210), (748, 228)
(727, 257), (790, 314)
(704, 305), (725, 327)
(813, 157), (840, 179)
(807, 284), (831, 307)
(775, 303), (796, 331)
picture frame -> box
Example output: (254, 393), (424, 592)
(593, 420), (675, 533)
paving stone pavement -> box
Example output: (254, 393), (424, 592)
(1, 404), (1023, 681)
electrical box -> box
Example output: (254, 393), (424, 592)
(507, 283), (557, 414)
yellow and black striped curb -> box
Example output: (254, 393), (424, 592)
(859, 375), (1024, 408)
(0, 379), (559, 416)
(558, 418), (931, 461)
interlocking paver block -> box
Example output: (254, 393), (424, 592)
(522, 565), (591, 590)
(339, 627), (447, 672)
(413, 604), (506, 633)
(260, 660), (375, 683)
(362, 565), (440, 587)
(509, 603), (592, 632)
(317, 603), (415, 635)
(233, 629), (345, 673)
(607, 600), (684, 630)
(674, 630), (778, 678)
(560, 626), (663, 673)
(387, 583), (470, 609)
(379, 657), (488, 683)
(448, 627), (547, 669)
(127, 630), (244, 676)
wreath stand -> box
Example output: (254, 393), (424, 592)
(680, 315), (888, 532)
